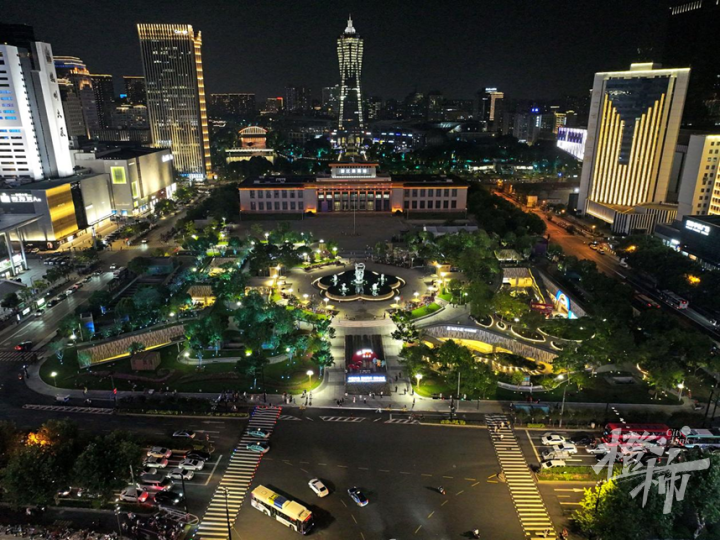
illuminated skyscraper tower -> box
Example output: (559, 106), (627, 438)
(137, 24), (211, 180)
(336, 16), (364, 152)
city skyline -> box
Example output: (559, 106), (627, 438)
(4, 0), (667, 102)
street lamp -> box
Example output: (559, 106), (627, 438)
(415, 373), (423, 387)
(50, 371), (58, 387)
(557, 374), (570, 427)
(394, 296), (400, 303)
(307, 369), (314, 387)
(218, 487), (233, 540)
(677, 381), (685, 403)
(236, 301), (242, 307)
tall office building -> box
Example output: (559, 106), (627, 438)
(137, 23), (211, 179)
(90, 74), (115, 129)
(54, 56), (100, 137)
(578, 63), (690, 234)
(123, 76), (146, 105)
(475, 88), (504, 131)
(322, 85), (340, 116)
(336, 16), (364, 150)
(676, 134), (720, 219)
(285, 86), (311, 113)
(665, 1), (720, 128)
(0, 24), (73, 180)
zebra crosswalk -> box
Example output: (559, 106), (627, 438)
(23, 404), (114, 415)
(196, 406), (281, 540)
(385, 418), (419, 424)
(278, 414), (302, 421)
(319, 416), (365, 422)
(486, 414), (556, 540)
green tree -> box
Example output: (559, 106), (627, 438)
(73, 431), (143, 498)
(0, 421), (21, 469)
(128, 342), (145, 357)
(154, 198), (176, 217)
(1, 292), (20, 309)
(48, 339), (67, 365)
(3, 445), (61, 506)
(491, 289), (530, 321)
(127, 256), (151, 275)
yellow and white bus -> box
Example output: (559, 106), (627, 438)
(250, 485), (314, 535)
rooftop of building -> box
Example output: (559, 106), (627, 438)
(684, 214), (720, 227)
(0, 172), (107, 191)
(239, 173), (468, 188)
(92, 147), (168, 161)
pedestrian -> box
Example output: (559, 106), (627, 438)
(353, 396), (356, 403)
(364, 397), (367, 404)
(499, 433), (504, 441)
(380, 391), (384, 398)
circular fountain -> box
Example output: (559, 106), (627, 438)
(315, 263), (404, 302)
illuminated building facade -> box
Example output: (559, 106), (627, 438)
(209, 93), (256, 117)
(137, 24), (211, 180)
(54, 56), (100, 137)
(239, 163), (468, 215)
(337, 16), (364, 151)
(89, 74), (115, 129)
(123, 76), (146, 105)
(0, 27), (74, 181)
(676, 134), (720, 219)
(556, 127), (587, 161)
(579, 63), (690, 234)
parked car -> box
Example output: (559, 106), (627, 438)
(173, 430), (195, 439)
(119, 487), (150, 503)
(147, 447), (173, 459)
(246, 442), (270, 454)
(540, 459), (566, 469)
(179, 459), (204, 471)
(166, 468), (195, 481)
(247, 428), (270, 439)
(552, 442), (578, 455)
(186, 450), (212, 462)
(153, 490), (185, 507)
(348, 487), (368, 507)
(308, 479), (329, 498)
(540, 433), (565, 446)
(144, 456), (169, 469)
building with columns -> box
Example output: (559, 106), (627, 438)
(238, 162), (467, 215)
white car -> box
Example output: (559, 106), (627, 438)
(587, 444), (610, 455)
(541, 433), (566, 446)
(147, 447), (172, 459)
(166, 468), (195, 481)
(308, 478), (329, 498)
(173, 430), (196, 439)
(179, 459), (205, 471)
(119, 487), (150, 503)
(144, 456), (169, 469)
(540, 459), (566, 469)
(552, 442), (578, 455)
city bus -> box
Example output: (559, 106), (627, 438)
(250, 485), (314, 535)
(602, 423), (672, 447)
(660, 290), (689, 310)
(675, 427), (720, 450)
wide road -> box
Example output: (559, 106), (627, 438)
(239, 415), (521, 540)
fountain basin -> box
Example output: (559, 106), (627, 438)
(314, 267), (404, 302)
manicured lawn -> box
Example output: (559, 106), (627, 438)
(40, 345), (321, 395)
(540, 319), (594, 341)
(410, 303), (441, 319)
(438, 292), (452, 302)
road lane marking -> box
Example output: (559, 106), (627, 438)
(464, 477), (476, 481)
(442, 475), (453, 479)
(421, 473), (433, 477)
(318, 462), (327, 466)
(441, 500), (448, 507)
(360, 533), (365, 540)
(526, 430), (540, 462)
(341, 500), (347, 508)
(300, 468), (308, 473)
(455, 490), (464, 496)
(471, 482), (480, 487)
(400, 471), (411, 475)
(427, 511), (434, 519)
(204, 454), (223, 486)
(338, 465), (348, 468)
(379, 469), (390, 473)
(351, 514), (358, 524)
(414, 525), (422, 535)
(560, 502), (582, 506)
(358, 467), (369, 470)
(300, 461), (310, 464)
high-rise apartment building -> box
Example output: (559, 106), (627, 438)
(0, 24), (73, 180)
(322, 85), (340, 116)
(427, 91), (444, 122)
(366, 96), (382, 121)
(53, 56), (100, 137)
(285, 86), (311, 113)
(337, 16), (364, 149)
(90, 74), (115, 129)
(123, 76), (146, 105)
(209, 93), (256, 117)
(578, 63), (690, 234)
(264, 97), (283, 114)
(137, 23), (211, 179)
(665, 1), (720, 128)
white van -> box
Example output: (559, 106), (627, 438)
(137, 474), (173, 492)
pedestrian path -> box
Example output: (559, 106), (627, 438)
(196, 406), (281, 540)
(23, 404), (114, 415)
(319, 416), (365, 422)
(486, 414), (556, 540)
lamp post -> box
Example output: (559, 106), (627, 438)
(677, 381), (685, 403)
(415, 373), (423, 388)
(307, 370), (314, 388)
(50, 371), (57, 387)
(557, 375), (570, 427)
(219, 487), (232, 540)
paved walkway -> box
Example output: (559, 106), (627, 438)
(487, 414), (557, 540)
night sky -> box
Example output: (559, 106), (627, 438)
(5, 0), (667, 101)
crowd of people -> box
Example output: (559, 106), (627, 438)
(1, 525), (118, 540)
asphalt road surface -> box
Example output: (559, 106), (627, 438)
(238, 417), (522, 540)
